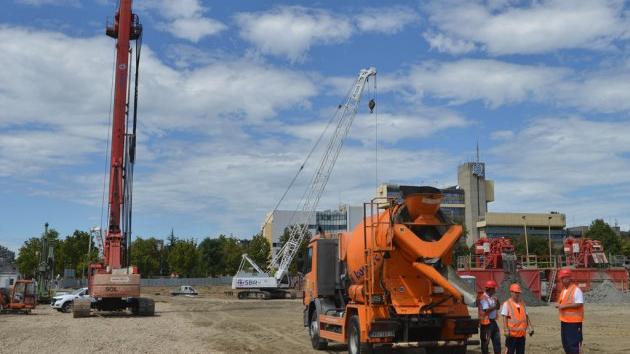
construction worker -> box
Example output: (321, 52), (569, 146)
(478, 280), (501, 354)
(555, 268), (584, 354)
(501, 283), (534, 354)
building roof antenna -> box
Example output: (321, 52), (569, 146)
(476, 140), (480, 163)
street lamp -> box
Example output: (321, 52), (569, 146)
(547, 216), (553, 267)
(522, 215), (529, 267)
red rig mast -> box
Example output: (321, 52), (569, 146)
(73, 0), (154, 317)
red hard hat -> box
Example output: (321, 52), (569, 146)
(509, 283), (521, 293)
(485, 280), (498, 289)
(559, 268), (573, 279)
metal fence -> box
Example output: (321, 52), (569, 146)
(60, 276), (233, 289)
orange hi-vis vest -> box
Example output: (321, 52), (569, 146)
(504, 299), (527, 338)
(558, 284), (584, 323)
(478, 293), (490, 325)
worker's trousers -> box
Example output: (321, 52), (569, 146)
(480, 320), (501, 354)
(505, 336), (525, 354)
(561, 321), (582, 354)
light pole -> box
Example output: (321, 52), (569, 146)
(522, 215), (529, 267)
(547, 216), (553, 267)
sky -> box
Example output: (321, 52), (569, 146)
(2, 0), (630, 252)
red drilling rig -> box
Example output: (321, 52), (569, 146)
(563, 237), (608, 268)
(73, 0), (154, 317)
(472, 237), (516, 270)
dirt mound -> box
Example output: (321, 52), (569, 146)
(585, 280), (630, 304)
(497, 272), (546, 307)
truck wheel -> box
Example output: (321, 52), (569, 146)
(309, 311), (328, 350)
(61, 301), (72, 313)
(348, 315), (372, 354)
(72, 299), (91, 318)
(136, 297), (155, 316)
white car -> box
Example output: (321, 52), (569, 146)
(51, 288), (95, 313)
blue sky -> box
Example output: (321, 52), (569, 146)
(2, 0), (630, 252)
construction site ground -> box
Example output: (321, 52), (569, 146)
(1, 286), (629, 354)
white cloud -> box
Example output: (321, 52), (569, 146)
(235, 6), (419, 62)
(491, 116), (630, 194)
(355, 6), (419, 34)
(285, 108), (469, 145)
(398, 58), (630, 113)
(490, 130), (514, 140)
(15, 0), (79, 6)
(406, 59), (567, 107)
(142, 0), (226, 42)
(0, 26), (318, 178)
(489, 116), (630, 227)
(235, 6), (353, 62)
(423, 32), (476, 55)
(425, 0), (630, 55)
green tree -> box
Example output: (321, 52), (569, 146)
(198, 236), (227, 277)
(622, 238), (630, 258)
(16, 237), (41, 278)
(130, 237), (161, 277)
(586, 219), (622, 255)
(279, 225), (311, 275)
(222, 236), (245, 275)
(17, 228), (61, 278)
(167, 239), (200, 277)
(247, 233), (270, 268)
(57, 230), (96, 278)
(513, 235), (553, 257)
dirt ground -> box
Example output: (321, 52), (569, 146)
(1, 286), (629, 354)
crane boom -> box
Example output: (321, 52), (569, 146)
(232, 67), (376, 297)
(271, 67), (376, 280)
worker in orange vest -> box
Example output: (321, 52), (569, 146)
(555, 268), (584, 354)
(478, 280), (501, 354)
(501, 283), (534, 354)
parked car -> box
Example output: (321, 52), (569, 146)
(170, 285), (198, 296)
(51, 287), (95, 313)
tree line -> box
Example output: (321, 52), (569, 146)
(16, 226), (309, 279)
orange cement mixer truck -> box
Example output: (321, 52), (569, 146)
(303, 186), (479, 354)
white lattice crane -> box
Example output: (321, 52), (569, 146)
(232, 67), (377, 299)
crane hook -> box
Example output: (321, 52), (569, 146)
(368, 99), (376, 113)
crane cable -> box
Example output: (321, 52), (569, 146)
(99, 41), (118, 239)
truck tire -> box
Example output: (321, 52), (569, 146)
(136, 297), (155, 316)
(309, 310), (328, 350)
(72, 299), (91, 318)
(348, 315), (372, 354)
(61, 301), (72, 313)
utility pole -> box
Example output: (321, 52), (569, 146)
(522, 215), (529, 267)
(547, 216), (553, 267)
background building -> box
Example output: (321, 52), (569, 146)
(0, 244), (17, 288)
(458, 162), (494, 242)
(477, 212), (566, 242)
(262, 205), (363, 254)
